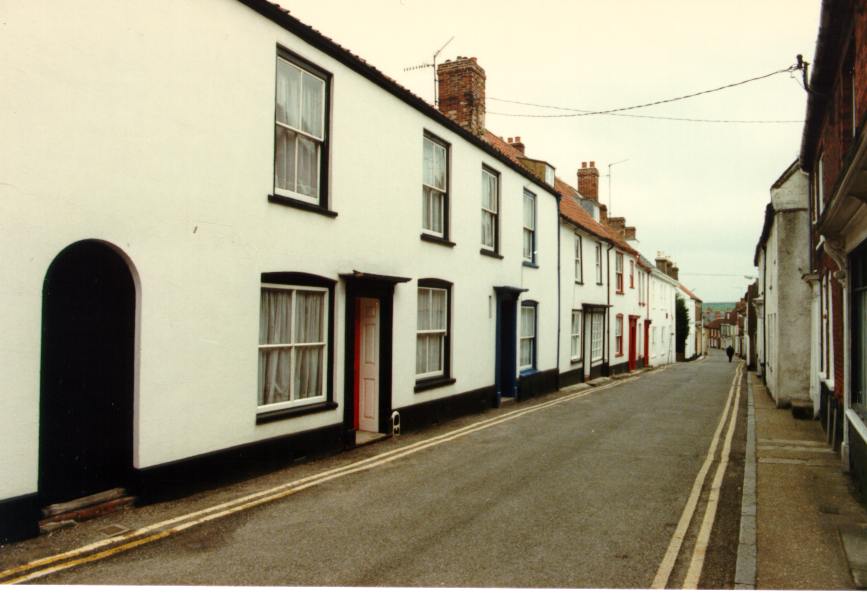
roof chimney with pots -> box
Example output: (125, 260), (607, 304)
(599, 203), (608, 224)
(578, 161), (599, 201)
(509, 136), (525, 154)
(437, 57), (486, 136)
(671, 266), (679, 280)
(608, 216), (626, 238)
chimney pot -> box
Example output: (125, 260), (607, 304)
(590, 160), (595, 167)
(515, 135), (521, 142)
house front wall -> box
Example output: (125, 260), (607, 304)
(649, 272), (677, 366)
(0, 0), (559, 512)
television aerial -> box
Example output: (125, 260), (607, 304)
(403, 36), (455, 106)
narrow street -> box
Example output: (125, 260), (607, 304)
(25, 352), (745, 587)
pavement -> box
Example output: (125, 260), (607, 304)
(748, 369), (867, 589)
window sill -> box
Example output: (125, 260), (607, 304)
(268, 194), (338, 218)
(414, 376), (456, 393)
(522, 261), (539, 269)
(480, 248), (504, 260)
(575, 280), (584, 285)
(256, 400), (338, 425)
(596, 282), (603, 286)
(616, 290), (625, 295)
(570, 358), (583, 365)
(519, 368), (538, 377)
(420, 233), (456, 247)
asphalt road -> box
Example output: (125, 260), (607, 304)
(35, 352), (741, 587)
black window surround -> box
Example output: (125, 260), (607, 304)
(421, 130), (451, 242)
(482, 164), (501, 256)
(414, 278), (454, 392)
(269, 45), (334, 217)
(256, 272), (337, 424)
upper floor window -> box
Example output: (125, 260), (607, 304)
(423, 134), (449, 237)
(416, 283), (450, 380)
(629, 260), (635, 288)
(574, 235), (583, 283)
(615, 252), (624, 294)
(274, 50), (328, 206)
(813, 153), (824, 222)
(638, 270), (646, 304)
(258, 283), (329, 414)
(595, 242), (603, 284)
(481, 167), (499, 252)
(523, 190), (536, 263)
(520, 302), (537, 370)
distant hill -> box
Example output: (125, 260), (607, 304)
(702, 302), (735, 323)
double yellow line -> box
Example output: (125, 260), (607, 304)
(1, 369), (659, 584)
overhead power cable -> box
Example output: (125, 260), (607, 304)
(487, 64), (800, 120)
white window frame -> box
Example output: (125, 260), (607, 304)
(595, 242), (603, 284)
(274, 54), (326, 204)
(814, 153), (824, 221)
(416, 286), (448, 379)
(523, 189), (536, 263)
(520, 303), (537, 370)
(574, 235), (583, 283)
(422, 134), (448, 237)
(571, 310), (583, 362)
(629, 260), (635, 289)
(591, 311), (604, 363)
(615, 252), (624, 293)
(481, 167), (499, 251)
(615, 314), (624, 356)
(258, 283), (329, 413)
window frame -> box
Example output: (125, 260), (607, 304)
(595, 242), (603, 285)
(570, 309), (583, 362)
(615, 314), (624, 356)
(256, 272), (337, 424)
(615, 252), (624, 294)
(574, 234), (583, 284)
(481, 165), (500, 254)
(629, 260), (635, 289)
(523, 189), (537, 264)
(415, 279), (452, 383)
(813, 152), (824, 222)
(270, 47), (332, 214)
(519, 301), (538, 371)
(590, 310), (604, 363)
(421, 132), (450, 240)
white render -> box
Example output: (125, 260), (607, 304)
(0, 0), (560, 502)
(648, 269), (678, 367)
(755, 164), (811, 407)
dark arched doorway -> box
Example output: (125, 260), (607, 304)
(40, 240), (135, 504)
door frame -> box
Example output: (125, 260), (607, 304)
(341, 272), (409, 442)
(494, 286), (527, 406)
(628, 315), (639, 371)
(39, 240), (138, 504)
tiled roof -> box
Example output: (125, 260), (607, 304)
(482, 132), (639, 257)
(677, 283), (703, 303)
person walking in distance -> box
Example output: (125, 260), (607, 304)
(726, 345), (734, 362)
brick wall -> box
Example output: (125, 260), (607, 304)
(436, 57), (486, 136)
(578, 161), (599, 200)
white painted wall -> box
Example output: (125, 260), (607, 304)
(558, 222), (610, 378)
(0, 0), (559, 500)
(648, 270), (678, 366)
(608, 251), (645, 370)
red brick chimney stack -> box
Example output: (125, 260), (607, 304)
(608, 216), (626, 237)
(509, 136), (525, 154)
(624, 226), (637, 241)
(578, 161), (600, 201)
(599, 203), (608, 224)
(437, 57), (486, 136)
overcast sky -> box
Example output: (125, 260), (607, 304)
(289, 0), (821, 302)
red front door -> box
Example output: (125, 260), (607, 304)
(628, 316), (638, 371)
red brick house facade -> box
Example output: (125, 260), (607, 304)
(800, 0), (867, 495)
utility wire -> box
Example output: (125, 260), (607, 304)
(487, 109), (802, 124)
(487, 64), (800, 120)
